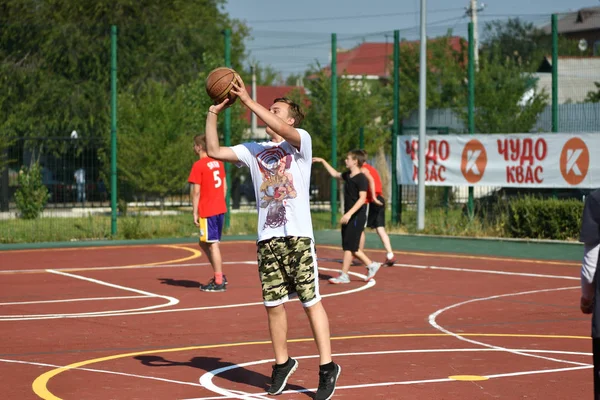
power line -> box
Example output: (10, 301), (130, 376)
(243, 7), (465, 24)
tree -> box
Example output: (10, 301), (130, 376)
(247, 62), (284, 86)
(585, 82), (600, 103)
(115, 56), (249, 204)
(456, 51), (549, 133)
(481, 18), (585, 72)
(289, 69), (388, 166)
(0, 0), (249, 141)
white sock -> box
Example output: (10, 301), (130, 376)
(387, 252), (394, 260)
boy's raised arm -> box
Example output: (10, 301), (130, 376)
(230, 76), (301, 148)
(312, 157), (342, 179)
(205, 99), (240, 163)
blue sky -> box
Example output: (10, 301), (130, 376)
(224, 0), (599, 79)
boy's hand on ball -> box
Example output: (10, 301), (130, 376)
(230, 75), (250, 103)
(580, 296), (594, 314)
(209, 98), (229, 114)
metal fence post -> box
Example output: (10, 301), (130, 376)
(110, 25), (118, 236)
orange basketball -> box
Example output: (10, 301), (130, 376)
(205, 67), (239, 106)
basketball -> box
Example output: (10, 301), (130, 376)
(205, 67), (239, 106)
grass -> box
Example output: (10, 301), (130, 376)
(0, 210), (337, 244)
(0, 204), (577, 245)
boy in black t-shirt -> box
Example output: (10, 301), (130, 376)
(579, 189), (600, 399)
(313, 150), (382, 284)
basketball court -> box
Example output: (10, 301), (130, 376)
(0, 241), (590, 399)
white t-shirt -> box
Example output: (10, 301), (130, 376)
(74, 168), (85, 184)
(231, 129), (314, 242)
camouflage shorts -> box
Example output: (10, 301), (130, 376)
(257, 236), (321, 307)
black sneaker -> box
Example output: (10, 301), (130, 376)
(223, 275), (228, 285)
(315, 363), (341, 400)
(200, 279), (226, 292)
(267, 358), (298, 395)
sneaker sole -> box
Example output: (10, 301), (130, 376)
(321, 364), (342, 400)
(268, 359), (299, 395)
(200, 288), (226, 292)
(328, 280), (350, 284)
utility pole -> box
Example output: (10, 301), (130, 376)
(466, 0), (485, 70)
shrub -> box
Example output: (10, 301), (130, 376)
(14, 164), (50, 219)
(506, 195), (583, 240)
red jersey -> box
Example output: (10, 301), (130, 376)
(188, 157), (227, 218)
(362, 163), (383, 203)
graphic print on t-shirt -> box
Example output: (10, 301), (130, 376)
(256, 147), (297, 229)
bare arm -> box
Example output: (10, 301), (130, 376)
(312, 157), (342, 179)
(230, 76), (301, 148)
(581, 243), (599, 313)
(340, 191), (367, 224)
(361, 167), (378, 201)
(223, 175), (227, 200)
(192, 184), (200, 227)
(205, 99), (239, 163)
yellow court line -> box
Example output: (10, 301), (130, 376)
(58, 245), (202, 272)
(31, 332), (590, 400)
(0, 243), (184, 254)
(316, 244), (581, 267)
(0, 245), (202, 275)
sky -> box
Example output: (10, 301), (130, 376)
(223, 0), (599, 79)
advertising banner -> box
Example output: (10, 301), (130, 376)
(397, 133), (599, 188)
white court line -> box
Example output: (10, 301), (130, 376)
(0, 269), (179, 320)
(394, 263), (579, 280)
(0, 267), (373, 321)
(0, 295), (147, 306)
(0, 261), (249, 274)
(196, 348), (592, 400)
(428, 286), (588, 368)
(0, 358), (203, 387)
(0, 261), (579, 321)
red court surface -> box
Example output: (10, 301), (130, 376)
(0, 241), (591, 399)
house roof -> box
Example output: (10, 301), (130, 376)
(320, 36), (464, 78)
(244, 85), (305, 127)
(541, 7), (600, 34)
(534, 56), (600, 103)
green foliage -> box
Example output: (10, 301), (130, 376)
(293, 70), (388, 165)
(246, 63), (284, 86)
(506, 196), (583, 240)
(113, 53), (250, 202)
(0, 0), (249, 142)
(117, 82), (193, 199)
(585, 82), (600, 103)
(481, 18), (586, 71)
(394, 36), (466, 119)
(14, 163), (50, 219)
(0, 211), (334, 243)
(456, 51), (549, 133)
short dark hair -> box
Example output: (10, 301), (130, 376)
(273, 97), (304, 127)
(348, 149), (366, 167)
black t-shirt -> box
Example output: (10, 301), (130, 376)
(580, 189), (600, 246)
(581, 189), (600, 338)
(342, 171), (368, 215)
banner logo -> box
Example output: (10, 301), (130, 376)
(560, 137), (589, 185)
(461, 140), (487, 183)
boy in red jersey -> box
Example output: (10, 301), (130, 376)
(188, 134), (228, 292)
(359, 150), (395, 266)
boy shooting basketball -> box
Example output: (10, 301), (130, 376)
(204, 76), (340, 400)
